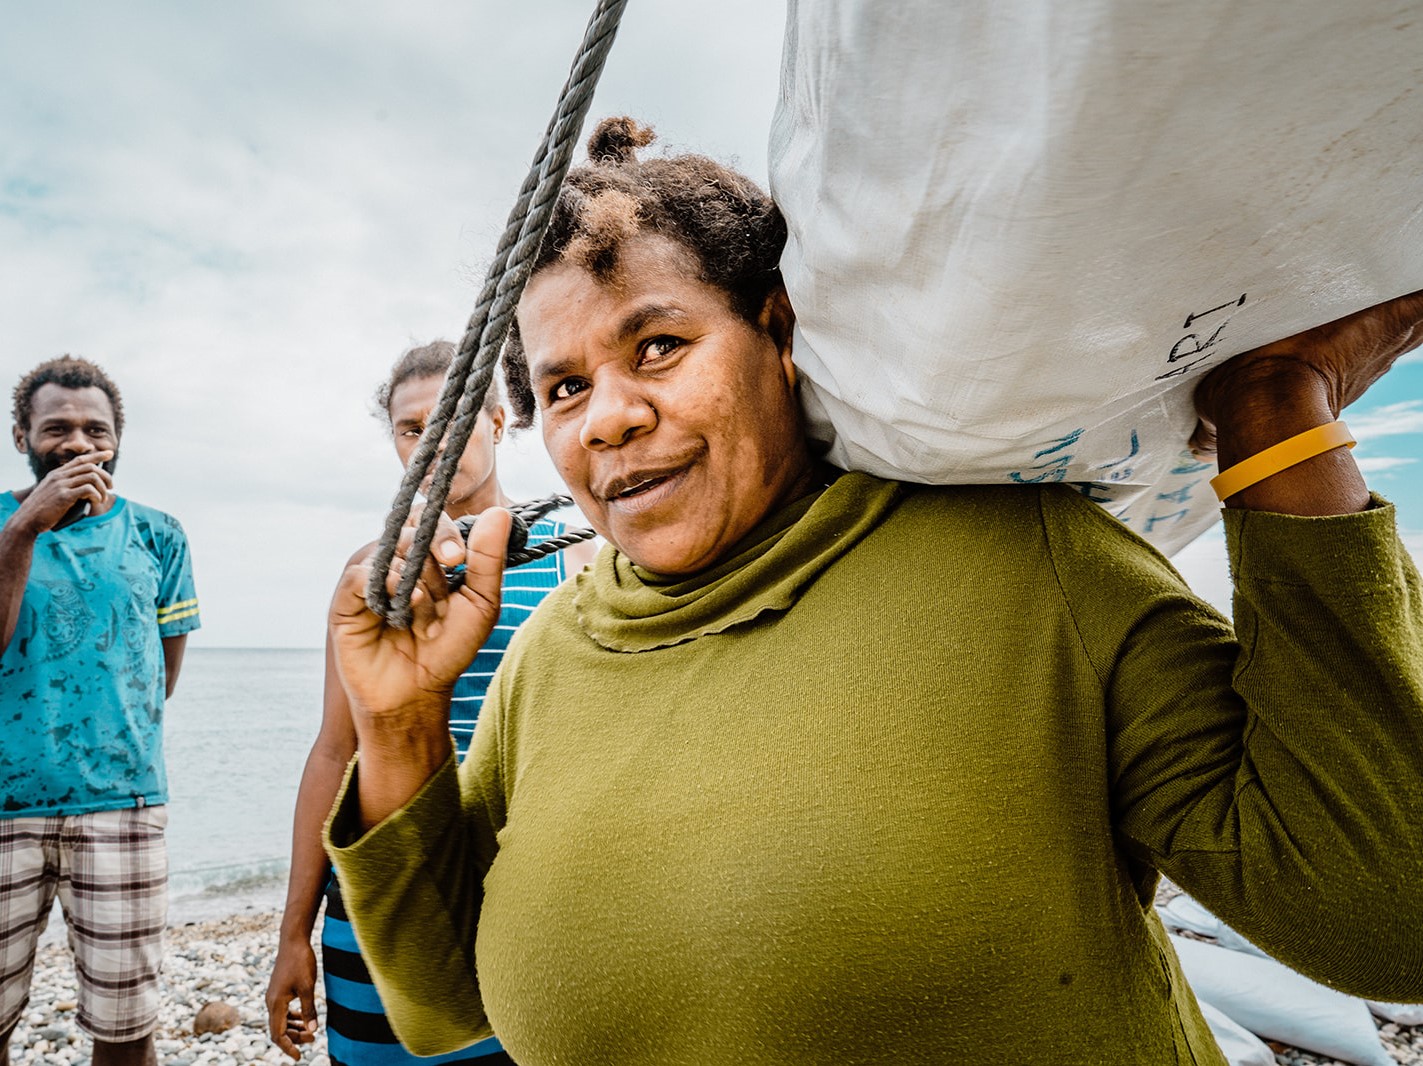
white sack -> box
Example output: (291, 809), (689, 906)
(1161, 893), (1423, 1027)
(1158, 895), (1265, 958)
(1196, 1001), (1276, 1066)
(771, 0), (1423, 553)
(1370, 1000), (1423, 1026)
(1168, 934), (1393, 1066)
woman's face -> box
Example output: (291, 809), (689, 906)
(387, 373), (504, 518)
(519, 234), (814, 576)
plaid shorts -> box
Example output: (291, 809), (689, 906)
(0, 806), (168, 1042)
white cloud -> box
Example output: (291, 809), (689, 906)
(1356, 456), (1418, 474)
(1347, 400), (1423, 486)
(1350, 400), (1423, 439)
(11, 1), (1406, 646)
(1, 1), (786, 646)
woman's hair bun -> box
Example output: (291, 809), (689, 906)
(587, 116), (656, 165)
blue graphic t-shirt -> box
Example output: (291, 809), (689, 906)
(0, 493), (200, 816)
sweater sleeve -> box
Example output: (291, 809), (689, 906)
(323, 711), (506, 1056)
(1043, 488), (1423, 1001)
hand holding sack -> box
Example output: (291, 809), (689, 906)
(772, 0), (1423, 551)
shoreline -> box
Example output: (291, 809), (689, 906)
(37, 876), (291, 950)
(13, 900), (1423, 1065)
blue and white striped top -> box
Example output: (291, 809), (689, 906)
(448, 518), (568, 757)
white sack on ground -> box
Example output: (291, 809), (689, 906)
(1168, 934), (1393, 1066)
(1158, 895), (1265, 957)
(1369, 1001), (1423, 1026)
(1160, 894), (1423, 1026)
(771, 0), (1423, 553)
(1196, 1001), (1276, 1066)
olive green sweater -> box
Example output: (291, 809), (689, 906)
(327, 474), (1423, 1065)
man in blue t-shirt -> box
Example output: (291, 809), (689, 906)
(0, 356), (200, 1066)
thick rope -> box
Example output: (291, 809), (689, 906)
(448, 495), (599, 579)
(507, 528), (599, 567)
(366, 0), (628, 627)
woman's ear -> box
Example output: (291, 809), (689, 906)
(758, 286), (798, 389)
(489, 404), (507, 444)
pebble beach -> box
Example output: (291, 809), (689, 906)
(9, 911), (326, 1066)
(8, 906), (1422, 1065)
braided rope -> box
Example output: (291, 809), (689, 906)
(366, 0), (629, 627)
(446, 495), (598, 586)
(501, 496), (597, 566)
(508, 493), (578, 528)
(507, 527), (599, 568)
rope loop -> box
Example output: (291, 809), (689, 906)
(446, 495), (598, 590)
(366, 0), (629, 628)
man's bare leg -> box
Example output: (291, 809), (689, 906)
(93, 1034), (157, 1066)
(0, 1018), (17, 1066)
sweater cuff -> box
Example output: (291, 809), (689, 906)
(324, 750), (462, 864)
(1224, 493), (1406, 592)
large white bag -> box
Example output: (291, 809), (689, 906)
(1169, 935), (1395, 1066)
(1160, 893), (1423, 1027)
(771, 0), (1423, 553)
(1158, 894), (1263, 957)
(1196, 1001), (1275, 1066)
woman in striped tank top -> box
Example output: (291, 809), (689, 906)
(265, 341), (595, 1065)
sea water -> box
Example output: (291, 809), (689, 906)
(164, 647), (323, 917)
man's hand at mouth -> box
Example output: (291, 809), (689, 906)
(13, 450), (115, 535)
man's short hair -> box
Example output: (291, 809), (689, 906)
(12, 356), (125, 438)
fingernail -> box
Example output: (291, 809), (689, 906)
(436, 538), (463, 564)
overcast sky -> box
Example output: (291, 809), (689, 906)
(3, 2), (1420, 647)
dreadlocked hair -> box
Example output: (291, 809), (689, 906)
(502, 116), (788, 427)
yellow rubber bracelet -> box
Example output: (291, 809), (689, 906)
(1210, 420), (1356, 502)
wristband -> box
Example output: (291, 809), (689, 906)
(1210, 420), (1356, 501)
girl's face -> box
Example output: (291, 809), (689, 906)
(388, 374), (504, 518)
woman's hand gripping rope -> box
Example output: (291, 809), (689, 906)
(330, 505), (513, 829)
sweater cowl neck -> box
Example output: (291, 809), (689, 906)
(573, 470), (905, 652)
